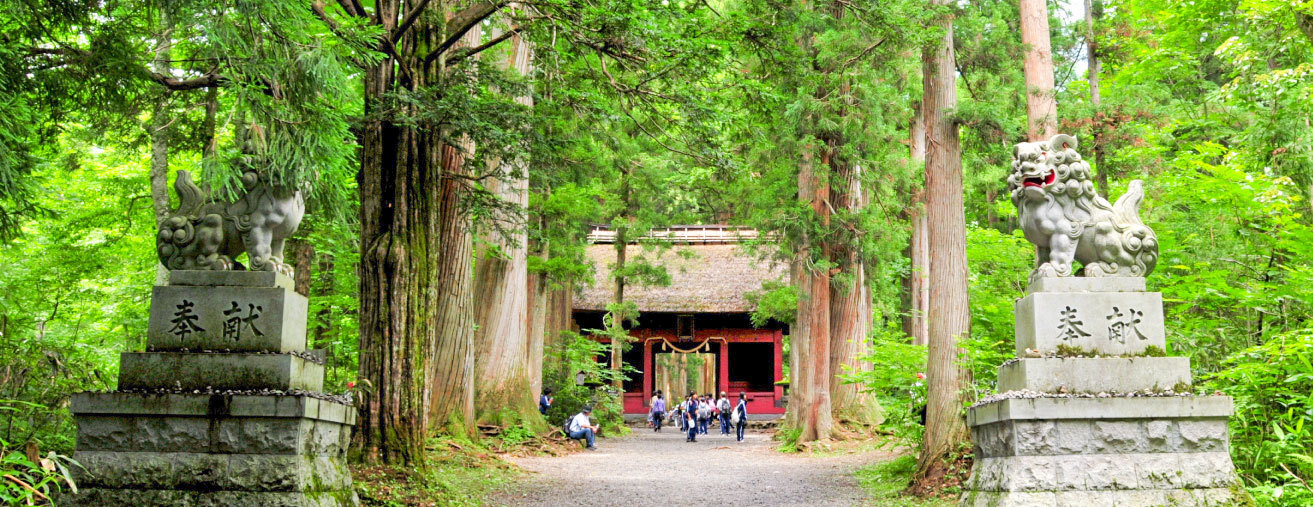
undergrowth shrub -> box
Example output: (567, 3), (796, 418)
(1205, 329), (1313, 506)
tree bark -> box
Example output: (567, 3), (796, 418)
(610, 167), (632, 392)
(292, 240), (313, 297)
(1020, 0), (1057, 141)
(916, 0), (972, 480)
(473, 25), (538, 427)
(791, 148), (834, 444)
(906, 106), (929, 347)
(1085, 0), (1108, 197)
(355, 1), (482, 465)
(829, 162), (882, 427)
(150, 8), (173, 286)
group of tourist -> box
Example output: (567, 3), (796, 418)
(648, 390), (747, 442)
(550, 388), (749, 451)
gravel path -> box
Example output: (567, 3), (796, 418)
(490, 425), (893, 506)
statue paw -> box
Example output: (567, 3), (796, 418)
(1029, 262), (1072, 282)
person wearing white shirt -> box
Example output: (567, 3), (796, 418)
(568, 406), (600, 450)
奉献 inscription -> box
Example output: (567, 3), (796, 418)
(1106, 306), (1147, 344)
(223, 302), (265, 342)
(169, 300), (205, 341)
(1057, 306), (1092, 341)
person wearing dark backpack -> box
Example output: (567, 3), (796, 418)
(733, 393), (748, 442)
(717, 392), (732, 435)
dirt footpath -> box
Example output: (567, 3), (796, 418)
(489, 426), (893, 506)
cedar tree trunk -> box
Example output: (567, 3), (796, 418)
(916, 0), (972, 480)
(1020, 0), (1057, 141)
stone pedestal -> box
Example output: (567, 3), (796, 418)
(69, 271), (358, 506)
(960, 278), (1246, 506)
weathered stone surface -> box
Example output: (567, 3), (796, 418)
(973, 419), (1231, 458)
(76, 415), (350, 456)
(968, 396), (1233, 427)
(1014, 290), (1165, 356)
(169, 270), (295, 290)
(72, 392), (355, 425)
(964, 452), (1237, 492)
(995, 357), (1191, 393)
(1026, 277), (1146, 294)
(74, 451), (351, 492)
(147, 285), (307, 352)
(960, 488), (1243, 507)
(67, 488), (358, 506)
(118, 352), (324, 391)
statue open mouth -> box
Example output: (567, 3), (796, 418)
(1022, 169), (1056, 188)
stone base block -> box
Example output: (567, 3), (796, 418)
(968, 396), (1232, 427)
(72, 392), (353, 455)
(960, 488), (1242, 507)
(69, 392), (357, 506)
(1026, 277), (1146, 294)
(964, 452), (1237, 491)
(1015, 290), (1165, 356)
(118, 352), (324, 391)
(962, 396), (1245, 506)
(996, 357), (1191, 394)
(72, 392), (355, 424)
(147, 284), (307, 352)
(66, 487), (358, 507)
(73, 451), (352, 492)
(973, 418), (1230, 457)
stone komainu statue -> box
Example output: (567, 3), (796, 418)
(156, 169), (304, 275)
(1007, 134), (1158, 281)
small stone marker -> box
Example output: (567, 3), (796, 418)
(959, 137), (1244, 505)
(68, 270), (358, 506)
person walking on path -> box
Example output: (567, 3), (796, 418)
(684, 393), (700, 442)
(650, 392), (666, 432)
(568, 406), (600, 450)
(717, 392), (732, 435)
(696, 395), (711, 435)
(539, 388), (553, 415)
(733, 393), (748, 442)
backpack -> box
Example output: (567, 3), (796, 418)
(718, 398), (731, 413)
(697, 402), (711, 419)
(730, 408), (741, 425)
(561, 415), (573, 436)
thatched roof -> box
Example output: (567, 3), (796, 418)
(576, 241), (788, 313)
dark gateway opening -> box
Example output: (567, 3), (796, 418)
(728, 342), (774, 392)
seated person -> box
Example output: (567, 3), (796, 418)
(567, 406), (600, 450)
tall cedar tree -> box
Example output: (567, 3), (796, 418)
(916, 0), (972, 482)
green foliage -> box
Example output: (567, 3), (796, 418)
(0, 440), (81, 505)
(746, 280), (800, 327)
(542, 332), (626, 433)
(1205, 329), (1313, 506)
(352, 435), (518, 506)
(850, 324), (927, 445)
(855, 455), (954, 507)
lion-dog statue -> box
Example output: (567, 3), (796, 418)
(156, 169), (304, 275)
(1007, 134), (1158, 282)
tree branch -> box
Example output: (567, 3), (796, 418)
(446, 26), (521, 65)
(149, 72), (224, 91)
(424, 1), (505, 64)
(391, 0), (432, 42)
